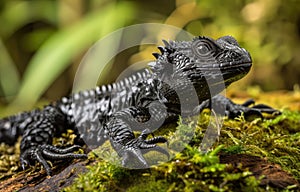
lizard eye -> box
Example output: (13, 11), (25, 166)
(192, 39), (216, 57)
(197, 44), (210, 55)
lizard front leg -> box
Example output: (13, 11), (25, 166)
(193, 95), (280, 119)
(105, 107), (169, 168)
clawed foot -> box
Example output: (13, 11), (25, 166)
(226, 98), (281, 119)
(192, 96), (281, 120)
(118, 129), (169, 169)
(20, 144), (87, 175)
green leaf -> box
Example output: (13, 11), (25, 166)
(11, 2), (135, 108)
(0, 1), (57, 38)
(0, 39), (20, 101)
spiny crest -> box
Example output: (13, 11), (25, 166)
(192, 36), (214, 42)
(149, 39), (174, 76)
(150, 39), (195, 78)
(151, 40), (174, 60)
(150, 37), (198, 67)
(152, 36), (217, 60)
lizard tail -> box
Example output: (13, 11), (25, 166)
(0, 109), (41, 145)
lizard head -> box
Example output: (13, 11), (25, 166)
(150, 36), (252, 100)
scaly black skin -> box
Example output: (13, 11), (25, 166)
(0, 36), (279, 175)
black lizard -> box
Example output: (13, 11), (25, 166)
(0, 36), (278, 175)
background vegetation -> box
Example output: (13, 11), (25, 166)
(0, 0), (300, 112)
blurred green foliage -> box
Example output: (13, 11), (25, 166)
(0, 0), (300, 111)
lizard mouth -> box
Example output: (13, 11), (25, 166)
(197, 62), (252, 71)
(223, 62), (252, 70)
(222, 62), (252, 84)
(193, 62), (252, 87)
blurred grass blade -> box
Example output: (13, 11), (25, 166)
(11, 2), (135, 108)
(0, 1), (57, 38)
(0, 39), (20, 102)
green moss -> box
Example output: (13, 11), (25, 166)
(0, 140), (20, 180)
(64, 109), (300, 191)
(64, 144), (263, 192)
(62, 161), (126, 191)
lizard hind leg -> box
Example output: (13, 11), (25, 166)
(19, 106), (87, 176)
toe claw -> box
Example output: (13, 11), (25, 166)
(122, 149), (148, 169)
(243, 109), (263, 119)
(35, 150), (52, 175)
(241, 99), (255, 107)
(21, 159), (29, 171)
(144, 136), (167, 144)
(251, 104), (281, 115)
